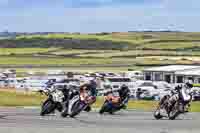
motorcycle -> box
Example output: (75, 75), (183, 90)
(40, 88), (65, 116)
(154, 86), (192, 120)
(99, 96), (129, 115)
(68, 90), (94, 118)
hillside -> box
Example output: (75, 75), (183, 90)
(0, 32), (200, 50)
(0, 32), (200, 72)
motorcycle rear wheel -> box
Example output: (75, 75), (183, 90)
(99, 102), (109, 114)
(40, 99), (56, 116)
(168, 103), (180, 120)
(69, 101), (85, 118)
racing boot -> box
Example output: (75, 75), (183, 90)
(184, 103), (190, 112)
(61, 109), (68, 117)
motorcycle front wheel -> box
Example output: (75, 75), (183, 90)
(154, 107), (163, 120)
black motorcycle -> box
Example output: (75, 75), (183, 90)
(154, 86), (192, 120)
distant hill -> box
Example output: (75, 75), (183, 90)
(0, 32), (200, 50)
(0, 32), (17, 39)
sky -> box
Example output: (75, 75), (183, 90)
(0, 0), (200, 33)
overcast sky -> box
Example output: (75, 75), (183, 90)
(0, 0), (199, 33)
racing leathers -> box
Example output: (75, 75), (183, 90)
(79, 80), (97, 112)
(167, 83), (192, 113)
(104, 85), (130, 109)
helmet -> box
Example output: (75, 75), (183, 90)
(121, 84), (128, 91)
(119, 84), (129, 97)
(186, 82), (193, 88)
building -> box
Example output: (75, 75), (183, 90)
(175, 69), (200, 84)
(143, 65), (200, 84)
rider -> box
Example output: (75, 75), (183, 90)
(104, 84), (130, 109)
(79, 78), (97, 112)
(61, 84), (79, 117)
(118, 84), (130, 109)
(167, 80), (193, 113)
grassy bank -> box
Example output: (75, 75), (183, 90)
(0, 90), (45, 106)
(0, 57), (113, 65)
(1, 90), (200, 112)
(0, 48), (59, 55)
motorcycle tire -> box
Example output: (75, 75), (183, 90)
(168, 103), (180, 120)
(61, 110), (68, 118)
(40, 99), (56, 116)
(154, 108), (163, 120)
(56, 103), (63, 112)
(99, 102), (109, 114)
(69, 101), (84, 118)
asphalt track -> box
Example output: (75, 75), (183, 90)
(0, 108), (199, 133)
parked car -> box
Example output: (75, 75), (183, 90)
(135, 81), (172, 100)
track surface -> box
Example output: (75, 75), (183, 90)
(0, 108), (199, 133)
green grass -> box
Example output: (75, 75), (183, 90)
(14, 66), (141, 74)
(0, 48), (58, 55)
(50, 49), (114, 56)
(0, 32), (200, 69)
(141, 42), (200, 50)
(0, 90), (45, 106)
(0, 56), (198, 67)
(76, 50), (200, 58)
(16, 33), (142, 46)
(16, 32), (200, 49)
(0, 57), (112, 65)
(1, 91), (200, 112)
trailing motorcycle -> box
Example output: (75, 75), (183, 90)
(154, 85), (192, 120)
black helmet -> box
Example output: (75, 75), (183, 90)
(119, 84), (129, 97)
(186, 82), (193, 88)
(121, 84), (128, 90)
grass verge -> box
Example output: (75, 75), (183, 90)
(0, 90), (45, 106)
(0, 90), (200, 112)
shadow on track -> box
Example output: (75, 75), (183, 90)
(73, 117), (99, 125)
